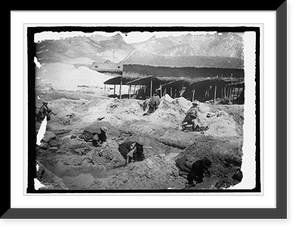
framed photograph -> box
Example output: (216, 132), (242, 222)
(5, 2), (287, 219)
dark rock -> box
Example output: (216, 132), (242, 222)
(232, 169), (243, 182)
(79, 130), (94, 142)
(70, 134), (77, 139)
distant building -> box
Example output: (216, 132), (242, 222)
(105, 50), (245, 103)
(123, 50), (244, 79)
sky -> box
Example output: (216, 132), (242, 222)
(34, 31), (217, 44)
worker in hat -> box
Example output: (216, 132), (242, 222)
(186, 157), (212, 187)
(143, 91), (161, 116)
(182, 101), (200, 132)
(92, 127), (107, 147)
(36, 101), (56, 123)
(118, 138), (145, 165)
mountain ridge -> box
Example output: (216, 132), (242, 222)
(35, 32), (244, 65)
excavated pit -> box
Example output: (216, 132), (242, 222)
(35, 89), (244, 191)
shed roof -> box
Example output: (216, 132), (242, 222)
(126, 76), (173, 86)
(123, 50), (244, 69)
(189, 77), (244, 87)
(103, 76), (136, 85)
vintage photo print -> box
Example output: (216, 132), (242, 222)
(26, 26), (260, 193)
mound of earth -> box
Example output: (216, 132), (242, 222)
(90, 154), (186, 190)
(35, 90), (245, 190)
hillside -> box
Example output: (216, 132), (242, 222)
(36, 33), (134, 65)
(130, 32), (244, 59)
(36, 32), (244, 66)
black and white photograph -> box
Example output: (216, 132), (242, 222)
(5, 2), (289, 223)
(27, 26), (259, 193)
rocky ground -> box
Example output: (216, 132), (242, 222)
(35, 86), (244, 191)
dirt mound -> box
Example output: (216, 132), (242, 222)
(35, 89), (245, 190)
(90, 154), (186, 190)
(36, 161), (68, 190)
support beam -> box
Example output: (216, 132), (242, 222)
(119, 78), (122, 100)
(160, 82), (162, 98)
(192, 89), (195, 102)
(150, 78), (153, 98)
(214, 82), (217, 104)
(128, 85), (131, 99)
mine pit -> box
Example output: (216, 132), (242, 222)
(35, 89), (244, 191)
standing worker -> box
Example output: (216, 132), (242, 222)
(36, 101), (56, 122)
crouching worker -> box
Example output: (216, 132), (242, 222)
(92, 127), (107, 147)
(187, 157), (212, 187)
(182, 101), (199, 132)
(119, 141), (144, 165)
(143, 92), (160, 116)
(182, 101), (209, 133)
(176, 156), (212, 187)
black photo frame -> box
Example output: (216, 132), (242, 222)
(4, 1), (287, 219)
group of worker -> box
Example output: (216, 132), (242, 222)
(37, 92), (206, 134)
(143, 91), (208, 133)
(36, 95), (212, 187)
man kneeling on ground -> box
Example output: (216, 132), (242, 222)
(176, 157), (212, 187)
(92, 127), (107, 147)
(119, 141), (144, 165)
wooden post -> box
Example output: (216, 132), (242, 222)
(214, 82), (217, 104)
(150, 78), (153, 98)
(237, 87), (240, 97)
(170, 87), (172, 98)
(119, 78), (122, 100)
(104, 84), (106, 91)
(160, 82), (162, 98)
(221, 88), (223, 99)
(114, 84), (116, 96)
(128, 85), (131, 99)
(192, 88), (195, 102)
